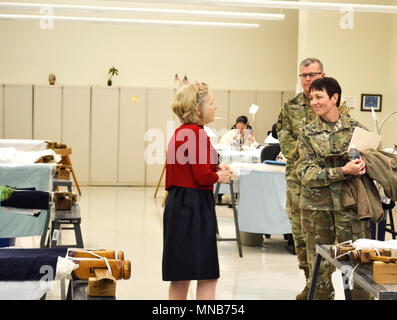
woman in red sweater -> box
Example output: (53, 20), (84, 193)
(162, 81), (233, 300)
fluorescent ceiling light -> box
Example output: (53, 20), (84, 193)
(116, 0), (397, 14)
(0, 2), (285, 20)
(0, 13), (260, 28)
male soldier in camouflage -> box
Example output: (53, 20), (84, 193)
(295, 77), (370, 300)
(276, 58), (350, 300)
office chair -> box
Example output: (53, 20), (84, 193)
(385, 201), (396, 239)
(260, 144), (281, 162)
(379, 200), (396, 240)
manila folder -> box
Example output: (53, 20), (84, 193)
(348, 127), (382, 152)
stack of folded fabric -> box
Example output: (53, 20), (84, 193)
(0, 248), (76, 299)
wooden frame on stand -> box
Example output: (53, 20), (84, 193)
(154, 150), (168, 207)
(54, 148), (82, 196)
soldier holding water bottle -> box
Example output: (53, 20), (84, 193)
(295, 77), (370, 300)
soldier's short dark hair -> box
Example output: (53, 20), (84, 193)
(231, 115), (252, 130)
(299, 57), (324, 72)
(310, 77), (342, 107)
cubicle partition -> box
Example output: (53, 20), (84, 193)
(119, 87), (146, 185)
(4, 84), (33, 139)
(0, 84), (3, 139)
(90, 86), (119, 184)
(0, 83), (294, 186)
(34, 85), (62, 142)
(62, 86), (91, 184)
(145, 88), (176, 187)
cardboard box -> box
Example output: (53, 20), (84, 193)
(373, 261), (397, 284)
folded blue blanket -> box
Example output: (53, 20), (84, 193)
(0, 248), (68, 281)
(0, 164), (55, 237)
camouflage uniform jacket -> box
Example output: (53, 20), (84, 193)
(276, 92), (350, 182)
(295, 114), (363, 211)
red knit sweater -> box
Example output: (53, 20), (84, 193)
(165, 124), (219, 191)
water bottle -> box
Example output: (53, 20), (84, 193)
(233, 133), (241, 151)
(349, 144), (360, 160)
(232, 134), (238, 150)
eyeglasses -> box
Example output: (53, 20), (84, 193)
(298, 72), (322, 79)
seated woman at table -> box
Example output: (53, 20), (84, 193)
(266, 123), (286, 162)
(219, 115), (256, 146)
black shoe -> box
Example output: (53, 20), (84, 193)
(264, 234), (271, 239)
(285, 244), (296, 255)
(216, 194), (228, 206)
(285, 234), (295, 247)
(283, 233), (291, 240)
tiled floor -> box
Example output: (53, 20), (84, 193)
(16, 186), (396, 300)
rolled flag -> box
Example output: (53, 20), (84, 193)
(183, 75), (189, 85)
(174, 73), (182, 89)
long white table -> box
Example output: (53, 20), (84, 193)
(216, 147), (263, 194)
(0, 139), (48, 152)
(237, 166), (292, 235)
(217, 146), (263, 164)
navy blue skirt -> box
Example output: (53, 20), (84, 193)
(162, 186), (219, 281)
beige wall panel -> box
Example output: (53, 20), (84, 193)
(4, 85), (33, 139)
(282, 91), (297, 105)
(207, 89), (229, 144)
(91, 87), (119, 183)
(33, 85), (62, 141)
(118, 87), (146, 184)
(62, 86), (91, 184)
(0, 85), (3, 139)
(384, 10), (397, 149)
(299, 7), (393, 147)
(256, 91), (283, 144)
(145, 88), (174, 186)
(229, 90), (257, 135)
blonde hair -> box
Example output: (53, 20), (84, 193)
(172, 81), (209, 124)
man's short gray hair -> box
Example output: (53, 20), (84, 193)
(299, 57), (324, 72)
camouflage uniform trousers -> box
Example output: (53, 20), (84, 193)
(301, 208), (371, 300)
(286, 179), (309, 279)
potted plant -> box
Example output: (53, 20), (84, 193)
(107, 66), (119, 86)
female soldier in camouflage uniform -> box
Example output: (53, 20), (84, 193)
(295, 77), (370, 300)
(277, 58), (350, 299)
